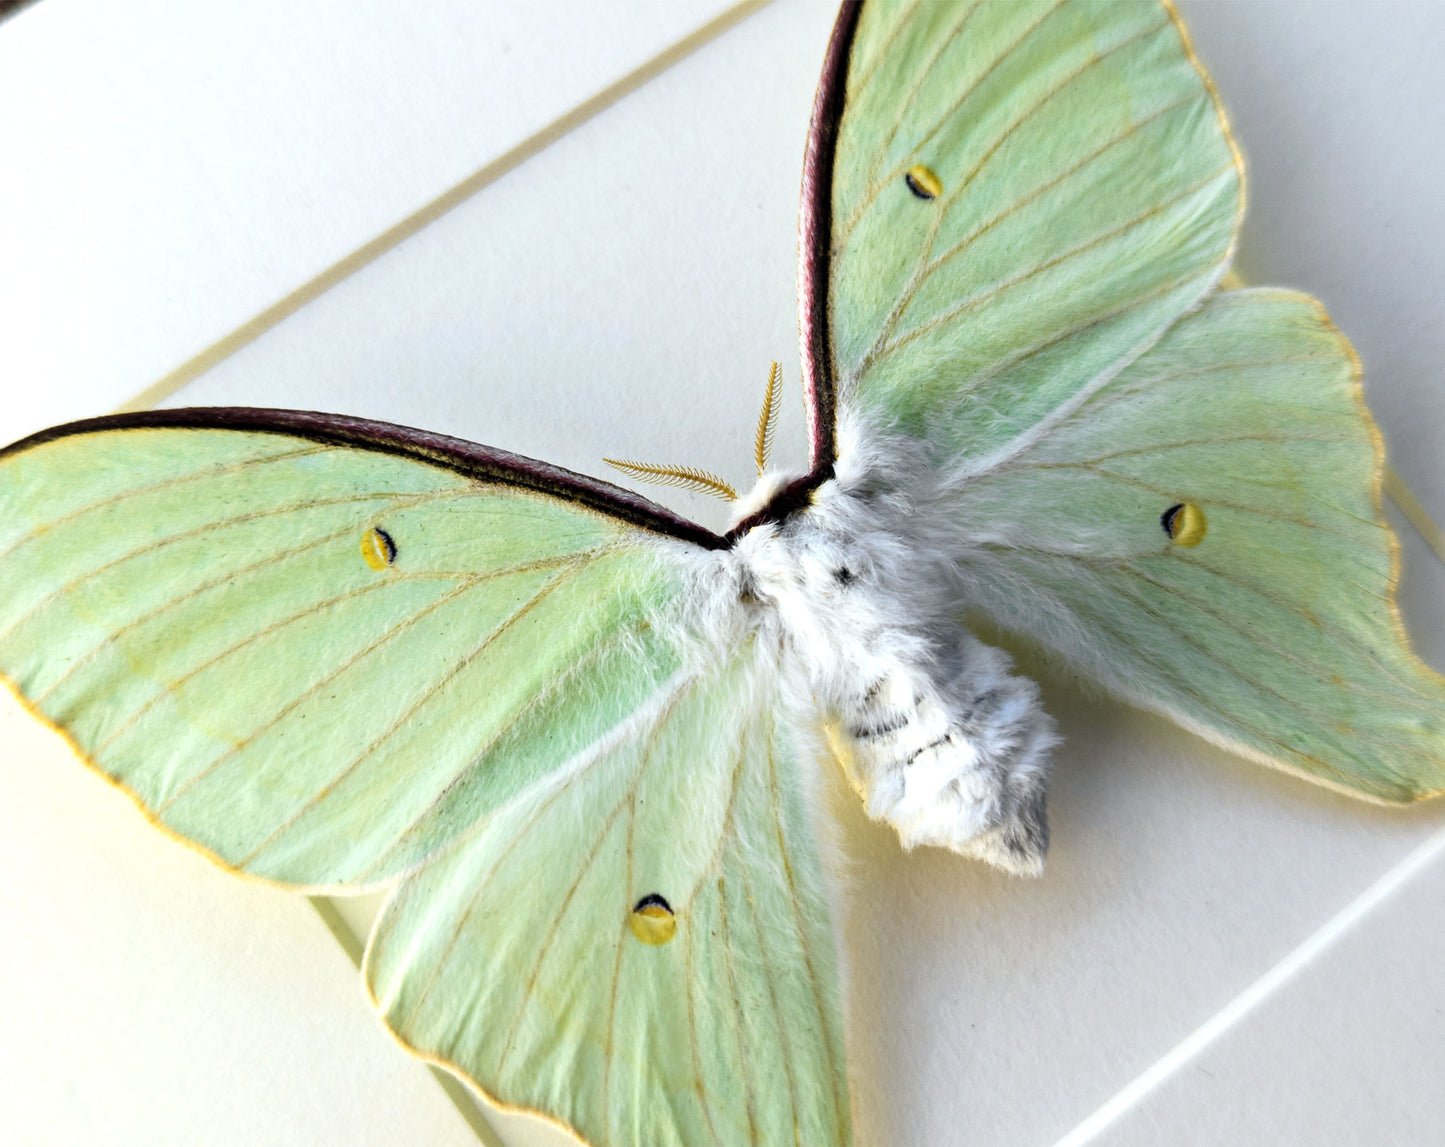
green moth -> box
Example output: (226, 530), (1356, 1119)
(2, 2), (1441, 1145)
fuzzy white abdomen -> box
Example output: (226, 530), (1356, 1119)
(720, 446), (1057, 876)
(827, 637), (1055, 875)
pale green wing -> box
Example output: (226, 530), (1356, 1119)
(949, 289), (1445, 801)
(821, 0), (1240, 456)
(365, 642), (850, 1147)
(0, 411), (714, 887)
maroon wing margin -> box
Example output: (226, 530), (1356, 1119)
(1, 407), (727, 550)
(797, 0), (862, 480)
(10, 5), (862, 550)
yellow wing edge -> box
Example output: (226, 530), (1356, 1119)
(1150, 286), (1445, 805)
(357, 882), (596, 1147)
(0, 669), (360, 890)
(1160, 0), (1247, 248)
(1163, 0), (1444, 802)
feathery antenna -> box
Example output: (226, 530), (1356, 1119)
(754, 361), (781, 476)
(603, 457), (738, 501)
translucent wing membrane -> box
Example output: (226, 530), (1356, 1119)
(950, 290), (1445, 801)
(0, 414), (702, 885)
(367, 643), (849, 1146)
(0, 411), (851, 1143)
(818, 0), (1241, 458)
(809, 1), (1441, 801)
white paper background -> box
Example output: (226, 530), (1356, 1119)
(0, 3), (1441, 1145)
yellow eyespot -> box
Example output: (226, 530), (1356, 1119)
(361, 527), (397, 570)
(904, 164), (942, 200)
(628, 893), (676, 945)
(1161, 503), (1206, 547)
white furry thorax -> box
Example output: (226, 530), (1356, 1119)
(690, 421), (1058, 876)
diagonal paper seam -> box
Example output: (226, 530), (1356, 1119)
(1050, 822), (1445, 1147)
(111, 0), (772, 419)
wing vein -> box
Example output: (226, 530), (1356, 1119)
(765, 713), (847, 1136)
(687, 718), (759, 1143)
(397, 673), (694, 1034)
(738, 852), (802, 1144)
(871, 162), (1232, 368)
(850, 13), (1174, 366)
(92, 577), (399, 756)
(909, 262), (1228, 428)
(493, 677), (690, 1083)
(1005, 431), (1359, 470)
(99, 548), (584, 771)
(842, 0), (927, 109)
(149, 573), (492, 814)
(1064, 591), (1372, 787)
(838, 0), (1067, 244)
(236, 556), (602, 869)
(1120, 560), (1429, 709)
(923, 90), (1199, 285)
(1073, 461), (1374, 537)
(32, 520), (364, 706)
(360, 614), (656, 879)
(1105, 569), (1380, 726)
(849, 1), (984, 225)
(1084, 350), (1343, 396)
(0, 488), (449, 648)
(0, 443), (332, 565)
(716, 875), (760, 1144)
(601, 791), (639, 1140)
(683, 894), (723, 1146)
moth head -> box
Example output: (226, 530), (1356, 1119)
(726, 468), (808, 532)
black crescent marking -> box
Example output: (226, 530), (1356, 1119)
(1, 408), (727, 550)
(1161, 503), (1184, 538)
(633, 892), (673, 915)
(904, 170), (937, 200)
